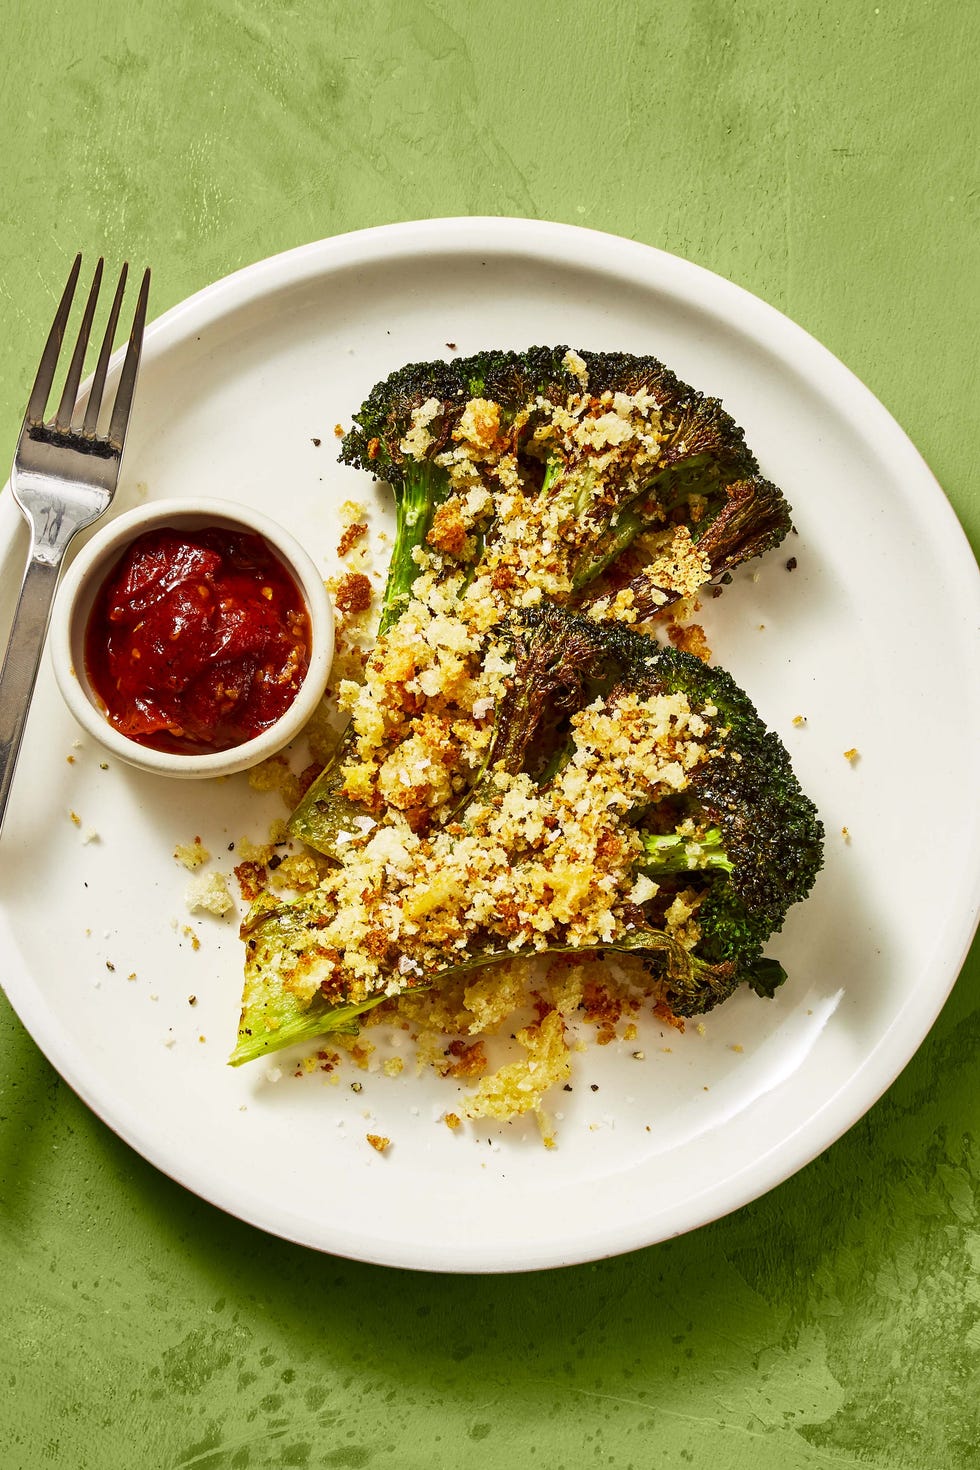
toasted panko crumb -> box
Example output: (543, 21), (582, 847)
(427, 501), (470, 558)
(562, 348), (589, 383)
(792, 715), (807, 727)
(843, 748), (860, 763)
(441, 1039), (488, 1079)
(335, 572), (373, 615)
(463, 963), (534, 1033)
(248, 757), (302, 810)
(337, 522), (368, 558)
(268, 853), (322, 891)
(582, 977), (637, 1045)
(186, 871), (235, 917)
(236, 824), (287, 865)
(175, 838), (210, 870)
(366, 1133), (390, 1153)
(464, 1009), (570, 1126)
(544, 962), (587, 1018)
(399, 397), (441, 458)
(534, 1110), (558, 1149)
(444, 1112), (462, 1130)
(666, 621), (711, 662)
(334, 1034), (376, 1070)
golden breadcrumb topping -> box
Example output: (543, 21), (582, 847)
(264, 684), (713, 1016)
(186, 871), (235, 917)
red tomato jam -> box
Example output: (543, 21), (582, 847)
(85, 525), (311, 755)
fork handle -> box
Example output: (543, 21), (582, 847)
(0, 551), (65, 837)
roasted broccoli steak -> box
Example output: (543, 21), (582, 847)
(338, 345), (791, 629)
(234, 605), (822, 1065)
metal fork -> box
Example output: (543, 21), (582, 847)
(0, 254), (150, 836)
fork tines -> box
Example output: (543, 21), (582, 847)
(26, 254), (151, 452)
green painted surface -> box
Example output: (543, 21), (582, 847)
(1, 1), (978, 1465)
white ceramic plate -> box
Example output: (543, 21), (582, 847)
(1, 219), (978, 1273)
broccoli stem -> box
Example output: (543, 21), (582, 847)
(378, 461), (453, 635)
(570, 505), (647, 589)
(540, 457), (562, 496)
(569, 467), (725, 591)
(291, 463), (450, 853)
(229, 992), (387, 1066)
(637, 827), (734, 876)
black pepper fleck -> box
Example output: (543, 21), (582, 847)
(590, 1083), (599, 1092)
(786, 556), (798, 572)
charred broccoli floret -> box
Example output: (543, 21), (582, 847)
(460, 603), (824, 1014)
(339, 347), (577, 632)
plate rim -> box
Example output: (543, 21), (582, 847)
(2, 216), (979, 1272)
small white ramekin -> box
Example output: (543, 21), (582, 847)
(50, 497), (334, 778)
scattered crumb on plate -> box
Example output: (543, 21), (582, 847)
(186, 871), (235, 917)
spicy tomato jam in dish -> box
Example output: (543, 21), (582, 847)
(85, 525), (311, 754)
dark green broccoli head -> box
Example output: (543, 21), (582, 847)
(270, 600), (823, 1062)
(578, 348), (759, 486)
(338, 357), (462, 484)
(694, 476), (792, 574)
(339, 347), (577, 484)
(456, 345), (577, 416)
(577, 349), (686, 403)
(579, 476), (794, 620)
(642, 640), (824, 925)
(659, 393), (758, 478)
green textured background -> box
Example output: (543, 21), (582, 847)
(2, 2), (978, 1466)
